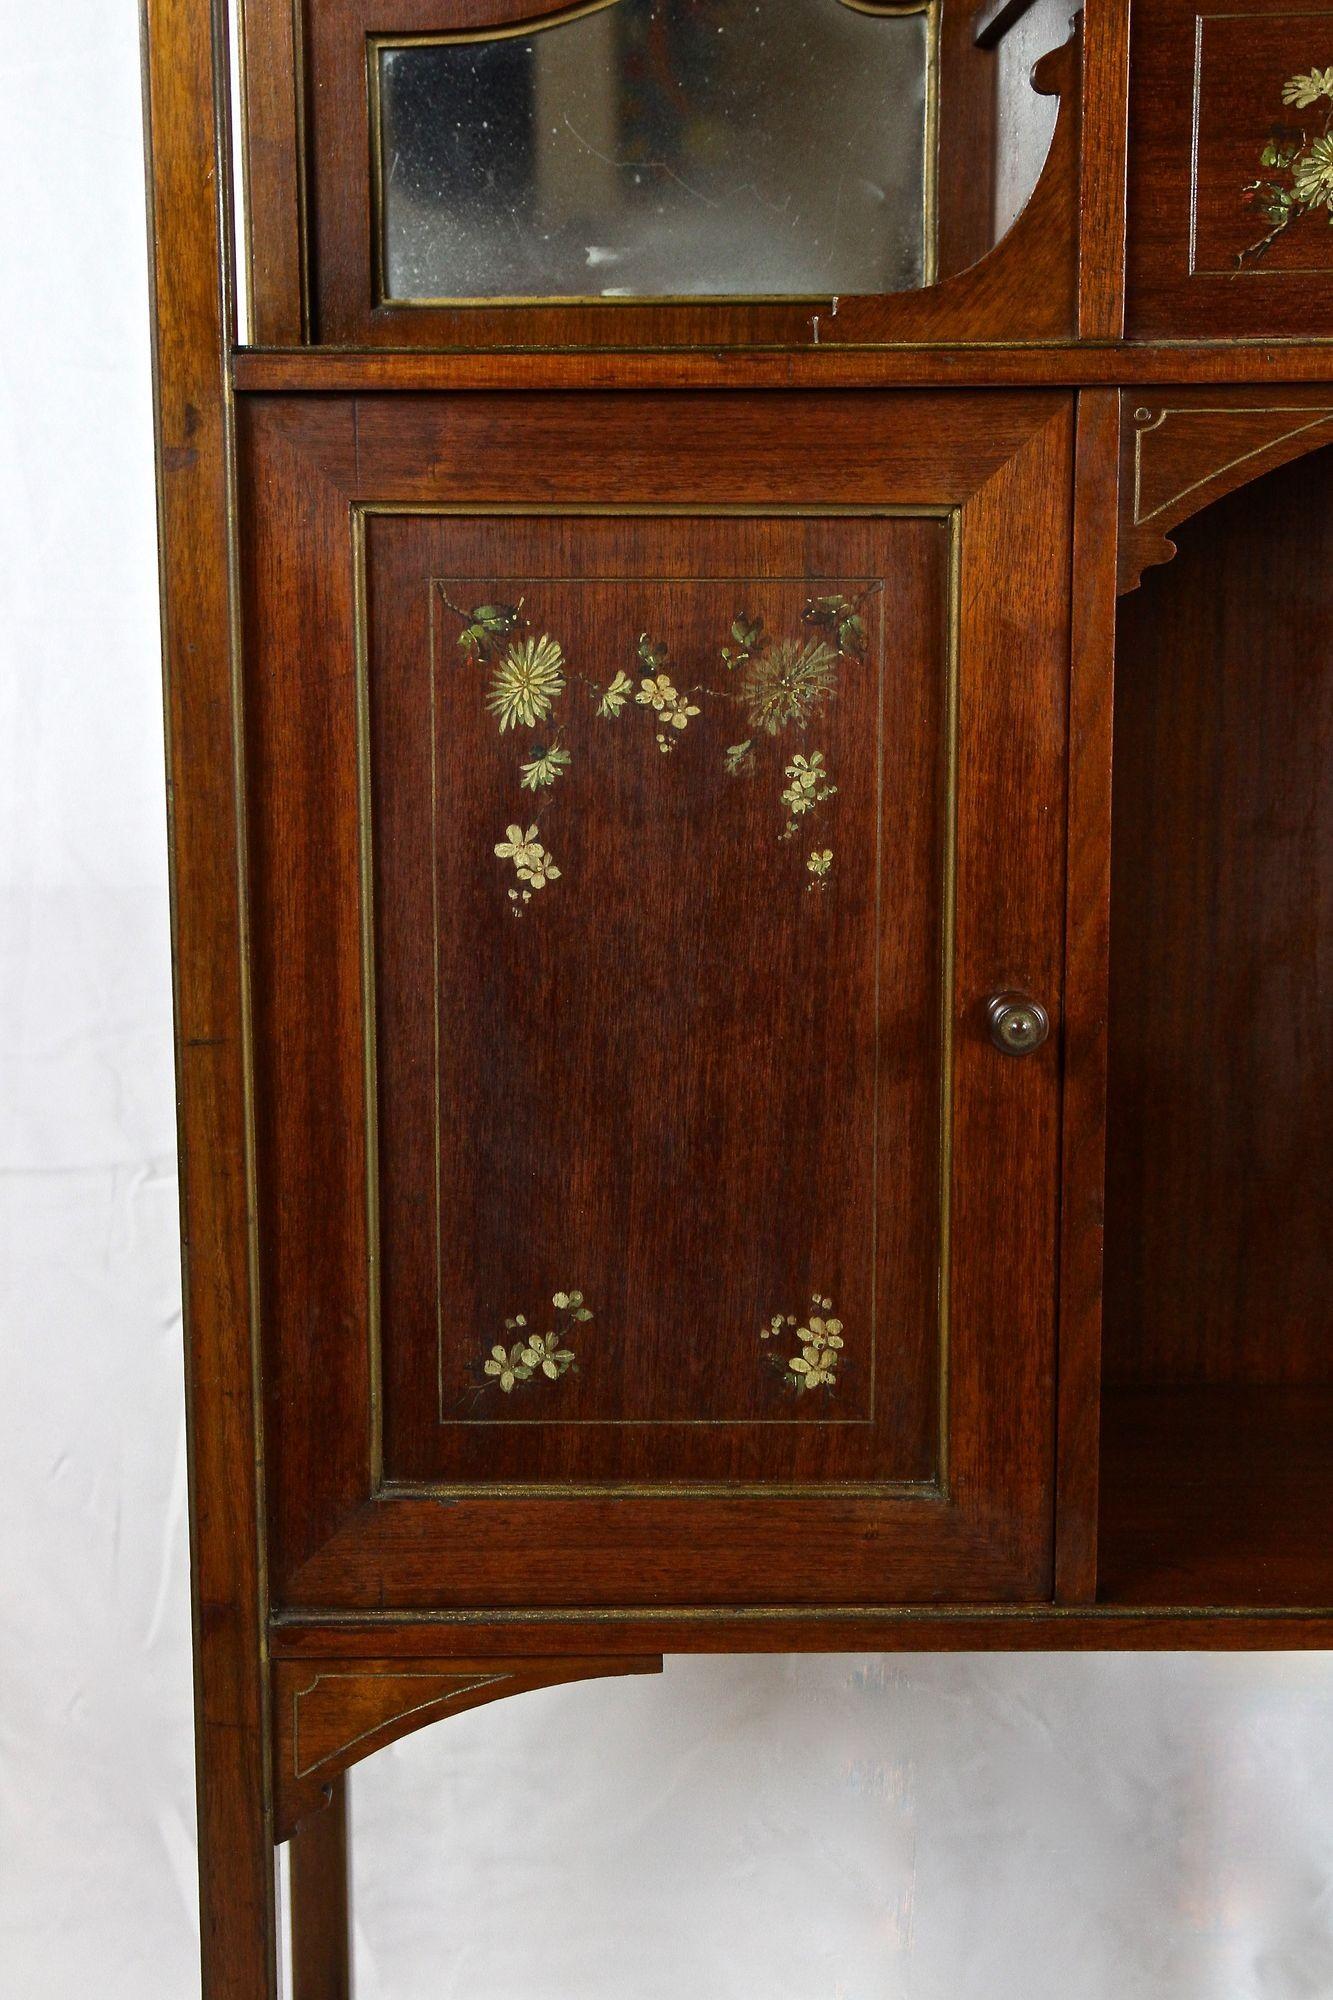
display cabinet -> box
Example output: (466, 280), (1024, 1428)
(140, 1), (1332, 1992)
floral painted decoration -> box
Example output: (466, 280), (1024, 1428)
(441, 582), (877, 913)
(780, 751), (837, 839)
(519, 741), (571, 791)
(494, 823), (561, 908)
(740, 636), (839, 737)
(1239, 67), (1333, 264)
(475, 1290), (594, 1396)
(486, 633), (566, 732)
(760, 1295), (845, 1395)
(633, 640), (701, 753)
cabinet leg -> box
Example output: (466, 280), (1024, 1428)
(290, 1775), (352, 2000)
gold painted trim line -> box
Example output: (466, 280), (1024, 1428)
(1131, 404), (1333, 525)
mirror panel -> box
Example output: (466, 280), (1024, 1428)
(374, 0), (934, 303)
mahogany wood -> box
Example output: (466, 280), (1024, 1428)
(1107, 445), (1333, 1390)
(142, 0), (276, 1993)
(302, 2), (1079, 349)
(1076, 0), (1129, 339)
(1099, 1389), (1333, 1608)
(371, 511), (948, 1492)
(1117, 386), (1333, 594)
(237, 0), (304, 342)
(233, 344), (1333, 394)
(938, 0), (999, 282)
(274, 1657), (661, 1837)
(1127, 0), (1333, 339)
(238, 389), (1072, 1611)
(268, 1606), (1333, 1655)
(1053, 389), (1118, 1604)
(290, 1777), (351, 2000)
(140, 0), (1333, 1987)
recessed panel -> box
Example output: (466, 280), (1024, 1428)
(367, 510), (952, 1489)
(1128, 1), (1333, 335)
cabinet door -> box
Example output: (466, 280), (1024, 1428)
(242, 391), (1070, 1609)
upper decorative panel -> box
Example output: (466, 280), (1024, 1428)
(1128, 1), (1333, 337)
(294, 0), (1078, 347)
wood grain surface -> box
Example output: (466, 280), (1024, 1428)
(238, 390), (1072, 1609)
(1107, 445), (1333, 1390)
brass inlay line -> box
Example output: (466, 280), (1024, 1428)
(380, 1478), (943, 1500)
(368, 0), (940, 310)
(275, 1602), (1333, 1626)
(352, 510), (383, 1487)
(936, 508), (961, 1497)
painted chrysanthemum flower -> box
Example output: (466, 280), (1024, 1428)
(742, 637), (839, 735)
(807, 848), (833, 879)
(486, 633), (566, 732)
(1292, 133), (1333, 208)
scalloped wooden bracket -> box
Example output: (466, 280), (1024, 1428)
(1118, 393), (1333, 594)
(822, 22), (1080, 345)
(273, 1655), (662, 1839)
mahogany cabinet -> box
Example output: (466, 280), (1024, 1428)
(140, 1), (1333, 1992)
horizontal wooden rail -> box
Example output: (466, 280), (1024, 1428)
(232, 341), (1333, 394)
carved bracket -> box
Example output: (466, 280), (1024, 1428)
(272, 1655), (661, 1839)
(822, 24), (1081, 345)
(1119, 393), (1333, 594)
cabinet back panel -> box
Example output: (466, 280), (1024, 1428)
(1106, 448), (1333, 1387)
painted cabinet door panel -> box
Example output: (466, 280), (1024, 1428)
(240, 391), (1071, 1608)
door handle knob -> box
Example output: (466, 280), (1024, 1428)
(986, 992), (1050, 1056)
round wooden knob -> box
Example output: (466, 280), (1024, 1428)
(986, 993), (1050, 1056)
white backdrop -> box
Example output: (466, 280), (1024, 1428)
(2, 7), (1332, 1998)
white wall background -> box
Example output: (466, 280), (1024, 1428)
(1, 7), (1331, 1998)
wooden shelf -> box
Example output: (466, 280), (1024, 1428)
(1099, 1386), (1333, 1608)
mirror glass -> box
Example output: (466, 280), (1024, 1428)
(375, 0), (933, 302)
